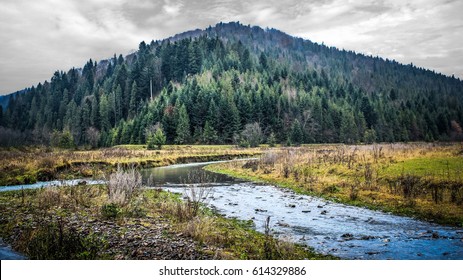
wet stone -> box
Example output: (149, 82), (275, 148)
(341, 233), (354, 240)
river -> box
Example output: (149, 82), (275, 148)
(2, 160), (462, 260)
(141, 161), (463, 260)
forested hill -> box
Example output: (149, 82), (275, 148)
(1, 22), (463, 147)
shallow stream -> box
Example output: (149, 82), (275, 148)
(142, 161), (463, 260)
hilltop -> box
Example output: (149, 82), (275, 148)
(1, 22), (462, 147)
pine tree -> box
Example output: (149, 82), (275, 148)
(290, 119), (303, 146)
(268, 132), (277, 147)
(175, 104), (191, 144)
(259, 52), (268, 69)
(206, 99), (219, 129)
(340, 110), (359, 144)
(188, 42), (201, 75)
(202, 120), (218, 144)
(115, 85), (123, 121)
(59, 129), (75, 149)
(99, 94), (110, 131)
(147, 127), (166, 150)
(129, 81), (138, 119)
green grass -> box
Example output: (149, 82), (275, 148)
(383, 157), (463, 178)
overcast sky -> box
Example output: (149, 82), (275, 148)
(1, 0), (462, 95)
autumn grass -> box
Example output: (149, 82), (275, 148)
(0, 182), (333, 259)
(206, 143), (463, 226)
(0, 145), (263, 186)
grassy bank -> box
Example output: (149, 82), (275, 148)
(0, 145), (262, 186)
(206, 143), (463, 227)
(0, 182), (333, 260)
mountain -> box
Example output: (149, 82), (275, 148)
(1, 22), (462, 147)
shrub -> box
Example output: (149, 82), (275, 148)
(101, 203), (120, 219)
(107, 165), (142, 205)
(20, 219), (100, 259)
(240, 122), (263, 147)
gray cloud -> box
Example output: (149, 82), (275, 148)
(0, 0), (462, 95)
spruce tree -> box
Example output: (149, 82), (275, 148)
(268, 132), (277, 147)
(147, 127), (166, 150)
(129, 81), (138, 119)
(202, 120), (218, 144)
(175, 104), (191, 144)
(290, 119), (303, 146)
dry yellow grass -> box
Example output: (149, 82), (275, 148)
(0, 145), (262, 186)
(208, 143), (463, 226)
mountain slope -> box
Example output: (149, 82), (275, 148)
(1, 22), (462, 147)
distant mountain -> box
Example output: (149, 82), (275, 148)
(1, 22), (462, 146)
(0, 95), (9, 109)
(0, 90), (25, 109)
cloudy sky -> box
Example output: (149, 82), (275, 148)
(1, 0), (462, 95)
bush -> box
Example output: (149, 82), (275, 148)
(24, 221), (100, 259)
(101, 203), (120, 219)
(240, 122), (263, 147)
(107, 165), (142, 205)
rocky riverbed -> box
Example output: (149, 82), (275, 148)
(1, 210), (213, 260)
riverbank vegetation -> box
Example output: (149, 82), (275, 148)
(207, 143), (463, 226)
(0, 166), (332, 260)
(0, 145), (262, 186)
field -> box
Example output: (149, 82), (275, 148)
(207, 143), (463, 226)
(0, 145), (262, 186)
(2, 142), (462, 260)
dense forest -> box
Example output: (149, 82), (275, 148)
(1, 22), (463, 147)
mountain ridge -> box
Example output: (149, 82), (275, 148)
(2, 22), (461, 99)
(1, 22), (462, 146)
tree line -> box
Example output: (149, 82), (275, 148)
(1, 22), (462, 148)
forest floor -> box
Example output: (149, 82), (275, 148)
(0, 145), (262, 187)
(207, 142), (463, 227)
